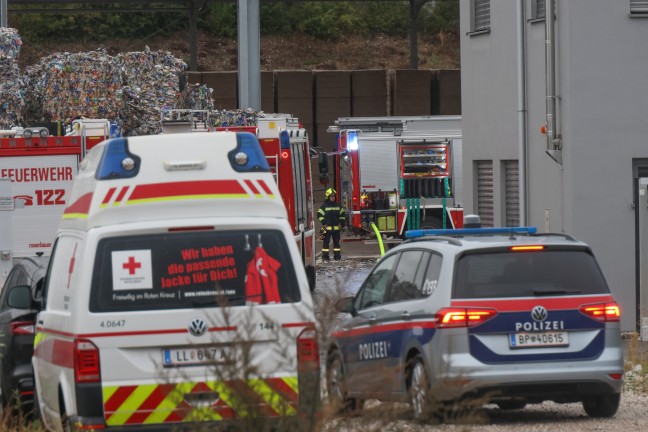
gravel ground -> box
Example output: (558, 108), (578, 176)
(321, 391), (648, 431)
(313, 257), (648, 431)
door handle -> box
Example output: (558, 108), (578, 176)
(368, 314), (376, 323)
(401, 311), (411, 319)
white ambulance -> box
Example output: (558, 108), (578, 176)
(14, 132), (320, 430)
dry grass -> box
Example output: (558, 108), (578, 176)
(623, 332), (648, 393)
(17, 32), (460, 72)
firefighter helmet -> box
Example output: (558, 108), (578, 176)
(325, 188), (337, 198)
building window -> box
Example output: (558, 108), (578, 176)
(631, 0), (648, 16)
(471, 0), (491, 33)
(531, 0), (546, 20)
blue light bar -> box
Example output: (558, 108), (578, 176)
(405, 226), (538, 239)
(95, 138), (141, 180)
(228, 132), (270, 172)
(279, 130), (291, 149)
(347, 131), (358, 151)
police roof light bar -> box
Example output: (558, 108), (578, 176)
(404, 226), (538, 239)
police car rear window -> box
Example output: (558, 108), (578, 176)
(453, 249), (609, 299)
(89, 229), (300, 312)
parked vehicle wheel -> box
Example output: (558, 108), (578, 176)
(582, 393), (620, 418)
(61, 411), (73, 432)
(407, 355), (429, 419)
(420, 216), (443, 230)
(496, 399), (527, 410)
(327, 352), (363, 415)
(306, 265), (316, 291)
(59, 395), (74, 432)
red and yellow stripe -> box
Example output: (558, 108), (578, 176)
(63, 179), (277, 219)
(102, 377), (298, 426)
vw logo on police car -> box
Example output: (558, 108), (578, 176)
(531, 306), (548, 322)
(188, 318), (207, 337)
(514, 305), (565, 331)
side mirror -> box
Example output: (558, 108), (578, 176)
(319, 173), (329, 185)
(318, 152), (329, 175)
(7, 285), (34, 310)
(335, 296), (356, 316)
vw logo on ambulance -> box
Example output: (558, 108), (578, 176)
(188, 318), (207, 337)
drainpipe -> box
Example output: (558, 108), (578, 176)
(517, 0), (528, 226)
(545, 0), (562, 165)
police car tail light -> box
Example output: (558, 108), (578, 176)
(95, 138), (141, 180)
(579, 302), (621, 322)
(74, 339), (101, 383)
(297, 326), (319, 371)
(436, 308), (498, 328)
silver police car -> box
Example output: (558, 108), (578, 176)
(326, 222), (623, 419)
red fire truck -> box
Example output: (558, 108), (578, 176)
(162, 111), (317, 290)
(328, 116), (464, 239)
(0, 120), (114, 285)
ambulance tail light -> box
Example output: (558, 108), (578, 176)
(95, 138), (141, 180)
(74, 339), (101, 383)
(297, 326), (319, 371)
(229, 132), (271, 173)
(436, 307), (498, 328)
(296, 326), (321, 415)
(580, 302), (621, 322)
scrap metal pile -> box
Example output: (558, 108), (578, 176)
(0, 28), (25, 128)
(0, 28), (263, 135)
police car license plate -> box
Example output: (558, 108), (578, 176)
(509, 332), (569, 349)
(163, 346), (232, 367)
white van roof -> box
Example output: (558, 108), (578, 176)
(61, 132), (287, 230)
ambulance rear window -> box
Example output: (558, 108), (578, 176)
(89, 229), (301, 312)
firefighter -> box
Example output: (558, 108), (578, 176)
(318, 188), (346, 261)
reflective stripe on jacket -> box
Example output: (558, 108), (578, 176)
(318, 200), (345, 230)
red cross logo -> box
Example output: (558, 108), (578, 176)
(122, 256), (142, 275)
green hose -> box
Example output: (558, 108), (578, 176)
(369, 222), (385, 257)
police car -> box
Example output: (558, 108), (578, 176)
(325, 217), (623, 419)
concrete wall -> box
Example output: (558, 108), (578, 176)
(186, 69), (462, 153)
(460, 0), (648, 331)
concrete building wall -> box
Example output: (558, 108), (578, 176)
(460, 0), (648, 330)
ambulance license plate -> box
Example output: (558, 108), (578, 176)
(163, 346), (232, 367)
(509, 331), (569, 349)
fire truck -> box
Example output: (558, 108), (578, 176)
(0, 119), (115, 285)
(161, 111), (317, 290)
(328, 115), (464, 240)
